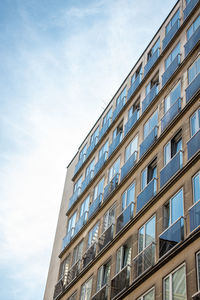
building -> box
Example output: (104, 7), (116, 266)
(44, 0), (200, 299)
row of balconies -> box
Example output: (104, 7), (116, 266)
(73, 0), (200, 179)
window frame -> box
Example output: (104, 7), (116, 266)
(138, 215), (156, 253)
(121, 181), (136, 212)
(190, 108), (200, 137)
(192, 171), (200, 204)
(137, 286), (155, 300)
(188, 55), (200, 84)
(196, 250), (200, 291)
(80, 276), (93, 300)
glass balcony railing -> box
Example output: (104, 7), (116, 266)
(163, 19), (180, 50)
(186, 73), (200, 103)
(124, 110), (139, 136)
(112, 97), (126, 121)
(142, 84), (159, 113)
(94, 152), (108, 177)
(161, 97), (181, 132)
(98, 118), (112, 141)
(159, 217), (184, 257)
(184, 0), (199, 20)
(67, 260), (82, 285)
(81, 171), (94, 193)
(160, 150), (183, 188)
(111, 265), (130, 299)
(98, 224), (114, 253)
(162, 54), (181, 86)
(108, 133), (122, 157)
(185, 25), (200, 57)
(88, 194), (103, 219)
(74, 154), (86, 175)
(187, 130), (200, 160)
(116, 202), (134, 234)
(121, 151), (137, 181)
(103, 173), (119, 202)
(74, 212), (88, 236)
(92, 285), (108, 300)
(53, 277), (65, 299)
(132, 242), (156, 280)
(144, 48), (160, 76)
(189, 200), (200, 232)
(136, 178), (157, 213)
(82, 243), (97, 269)
(127, 74), (142, 101)
(62, 228), (74, 250)
(140, 126), (158, 158)
(68, 187), (81, 210)
(86, 137), (98, 159)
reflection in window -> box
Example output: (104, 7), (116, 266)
(109, 157), (120, 182)
(164, 131), (182, 165)
(190, 108), (200, 137)
(188, 56), (200, 84)
(122, 182), (135, 211)
(193, 172), (200, 204)
(165, 9), (180, 34)
(116, 242), (131, 274)
(80, 277), (93, 300)
(125, 135), (138, 162)
(138, 288), (155, 300)
(164, 189), (183, 229)
(141, 159), (157, 191)
(138, 216), (156, 253)
(164, 265), (186, 300)
(164, 81), (181, 113)
(143, 110), (158, 139)
(96, 261), (111, 291)
(165, 43), (180, 70)
(187, 15), (200, 40)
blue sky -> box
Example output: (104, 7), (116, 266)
(0, 1), (178, 299)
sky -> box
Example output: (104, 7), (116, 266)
(0, 1), (178, 299)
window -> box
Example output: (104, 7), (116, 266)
(165, 9), (180, 34)
(116, 241), (131, 273)
(143, 110), (158, 139)
(141, 158), (157, 191)
(145, 73), (159, 96)
(138, 287), (155, 300)
(102, 108), (112, 127)
(165, 43), (180, 70)
(58, 255), (70, 283)
(163, 189), (184, 229)
(116, 87), (126, 107)
(80, 195), (90, 218)
(99, 140), (109, 160)
(90, 127), (99, 145)
(67, 211), (77, 234)
(93, 177), (104, 200)
(128, 98), (140, 120)
(103, 204), (116, 232)
(96, 261), (111, 291)
(80, 277), (93, 300)
(147, 38), (160, 61)
(193, 172), (200, 204)
(190, 108), (200, 137)
(131, 64), (142, 84)
(197, 251), (200, 290)
(125, 135), (138, 162)
(72, 240), (83, 265)
(187, 15), (200, 40)
(85, 158), (95, 177)
(164, 131), (182, 165)
(163, 264), (186, 300)
(188, 56), (200, 84)
(67, 292), (77, 300)
(139, 216), (156, 253)
(108, 157), (120, 182)
(112, 122), (123, 141)
(74, 176), (82, 193)
(79, 144), (87, 161)
(88, 222), (99, 247)
(122, 182), (135, 211)
(164, 81), (181, 113)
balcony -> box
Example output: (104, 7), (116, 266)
(160, 151), (183, 188)
(121, 151), (137, 181)
(103, 173), (119, 202)
(185, 25), (200, 57)
(136, 178), (157, 213)
(74, 154), (86, 175)
(162, 54), (181, 86)
(67, 260), (82, 285)
(124, 110), (138, 136)
(68, 187), (81, 210)
(192, 290), (200, 300)
(189, 200), (200, 232)
(86, 137), (98, 159)
(74, 212), (88, 236)
(116, 202), (134, 234)
(187, 130), (200, 160)
(112, 97), (126, 121)
(132, 242), (155, 280)
(82, 243), (97, 268)
(98, 224), (114, 253)
(142, 84), (159, 113)
(108, 133), (122, 157)
(186, 73), (200, 103)
(127, 74), (142, 101)
(54, 277), (65, 299)
(88, 194), (103, 219)
(144, 48), (160, 76)
(99, 118), (112, 141)
(92, 285), (108, 300)
(94, 152), (108, 177)
(110, 265), (130, 299)
(159, 217), (184, 257)
(140, 126), (158, 158)
(62, 228), (74, 250)
(81, 171), (94, 193)
(163, 19), (180, 50)
(184, 0), (199, 20)
(161, 97), (181, 132)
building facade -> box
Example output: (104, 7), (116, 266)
(44, 1), (200, 299)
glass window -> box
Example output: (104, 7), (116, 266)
(116, 243), (131, 274)
(166, 9), (180, 34)
(128, 100), (140, 120)
(88, 222), (99, 247)
(80, 195), (90, 218)
(67, 211), (77, 233)
(164, 189), (183, 228)
(72, 240), (83, 265)
(193, 172), (200, 204)
(108, 157), (120, 182)
(67, 292), (77, 300)
(85, 158), (95, 177)
(141, 159), (157, 191)
(164, 131), (182, 165)
(164, 81), (181, 113)
(74, 176), (82, 192)
(143, 110), (158, 139)
(145, 74), (159, 96)
(164, 265), (186, 300)
(139, 216), (156, 252)
(165, 43), (180, 70)
(90, 127), (99, 144)
(97, 261), (111, 291)
(125, 135), (138, 162)
(93, 177), (104, 200)
(197, 251), (200, 290)
(116, 87), (126, 107)
(147, 38), (160, 61)
(188, 56), (200, 84)
(112, 122), (123, 141)
(102, 108), (112, 127)
(187, 15), (200, 40)
(131, 64), (142, 85)
(80, 277), (93, 300)
(58, 255), (70, 282)
(138, 288), (155, 300)
(122, 182), (135, 211)
(103, 204), (116, 232)
(79, 144), (87, 161)
(99, 140), (109, 159)
(190, 108), (200, 137)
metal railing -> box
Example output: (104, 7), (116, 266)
(127, 73), (142, 101)
(120, 151), (137, 181)
(136, 178), (157, 213)
(88, 194), (103, 219)
(140, 126), (158, 158)
(187, 129), (200, 160)
(108, 132), (122, 157)
(62, 227), (74, 250)
(94, 151), (108, 177)
(116, 202), (134, 234)
(68, 187), (81, 210)
(82, 242), (97, 268)
(110, 265), (131, 299)
(162, 19), (180, 49)
(103, 173), (119, 202)
(144, 48), (160, 76)
(67, 260), (82, 285)
(92, 284), (109, 300)
(162, 54), (181, 86)
(124, 110), (139, 136)
(112, 97), (126, 121)
(74, 154), (86, 175)
(142, 84), (159, 113)
(74, 211), (88, 236)
(98, 118), (112, 141)
(98, 224), (114, 253)
(161, 97), (181, 132)
(86, 136), (99, 159)
(81, 170), (94, 193)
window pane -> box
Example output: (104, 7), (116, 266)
(139, 226), (144, 252)
(193, 173), (200, 203)
(170, 82), (181, 105)
(141, 168), (147, 190)
(172, 265), (186, 300)
(145, 216), (156, 247)
(116, 247), (122, 273)
(164, 142), (171, 165)
(164, 95), (171, 113)
(171, 189), (183, 224)
(144, 289), (155, 300)
(164, 276), (170, 300)
(127, 182), (135, 207)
